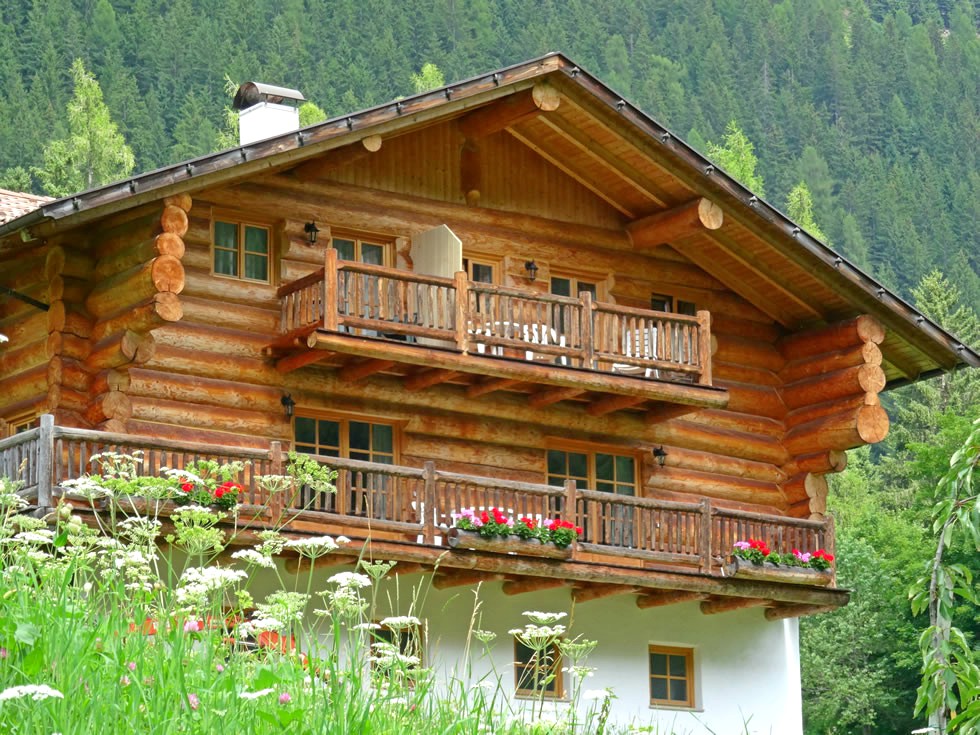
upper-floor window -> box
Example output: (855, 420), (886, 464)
(332, 235), (389, 266)
(546, 447), (637, 496)
(463, 256), (497, 284)
(649, 645), (695, 708)
(294, 415), (396, 464)
(650, 293), (696, 316)
(3, 413), (38, 438)
(551, 274), (598, 300)
(213, 220), (270, 282)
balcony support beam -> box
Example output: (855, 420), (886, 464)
(339, 358), (395, 383)
(572, 583), (637, 604)
(466, 377), (522, 398)
(527, 386), (585, 408)
(636, 590), (708, 609)
(404, 368), (460, 391)
(700, 596), (769, 615)
(502, 577), (569, 596)
(433, 570), (504, 589)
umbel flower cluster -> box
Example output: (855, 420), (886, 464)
(452, 507), (584, 548)
(732, 538), (835, 570)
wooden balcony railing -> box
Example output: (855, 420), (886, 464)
(3, 418), (833, 584)
(278, 250), (713, 385)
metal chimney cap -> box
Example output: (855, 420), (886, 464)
(233, 82), (305, 111)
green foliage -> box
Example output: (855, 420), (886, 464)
(786, 181), (829, 242)
(705, 120), (766, 197)
(298, 101), (327, 127)
(33, 59), (134, 197)
(410, 63), (445, 94)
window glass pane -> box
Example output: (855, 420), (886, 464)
(333, 238), (355, 261)
(361, 243), (385, 265)
(372, 424), (393, 456)
(550, 277), (571, 297)
(651, 294), (673, 313)
(295, 417), (316, 446)
(472, 263), (494, 283)
(677, 300), (697, 316)
(318, 420), (340, 452)
(650, 653), (667, 676)
(669, 655), (687, 677)
(244, 253), (268, 281)
(595, 481), (614, 493)
(244, 226), (268, 253)
(568, 452), (587, 479)
(595, 453), (614, 482)
(616, 455), (635, 484)
(577, 281), (597, 297)
(650, 677), (668, 700)
(547, 450), (566, 477)
(214, 248), (237, 276)
(349, 421), (371, 451)
(670, 679), (687, 703)
(215, 221), (238, 248)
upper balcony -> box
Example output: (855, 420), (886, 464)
(3, 418), (845, 618)
(268, 250), (727, 417)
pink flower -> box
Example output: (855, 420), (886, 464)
(127, 661), (137, 671)
(184, 620), (201, 633)
(215, 664), (225, 673)
(0, 647), (7, 659)
(733, 541), (750, 550)
(187, 693), (200, 710)
(279, 691), (292, 705)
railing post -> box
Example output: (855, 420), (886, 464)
(580, 290), (594, 369)
(825, 513), (837, 587)
(422, 461), (437, 545)
(696, 310), (712, 386)
(36, 414), (54, 509)
(268, 441), (284, 521)
(699, 497), (712, 574)
(563, 479), (577, 526)
(324, 247), (339, 331)
(454, 272), (469, 354)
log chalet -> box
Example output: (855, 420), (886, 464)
(1, 54), (977, 730)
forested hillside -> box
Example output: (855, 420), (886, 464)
(0, 2), (978, 733)
(0, 0), (977, 306)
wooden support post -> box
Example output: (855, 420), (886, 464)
(36, 414), (54, 508)
(580, 290), (594, 369)
(699, 497), (712, 574)
(268, 441), (284, 521)
(324, 248), (339, 331)
(454, 271), (469, 354)
(696, 310), (712, 386)
(422, 461), (436, 545)
(564, 479), (577, 528)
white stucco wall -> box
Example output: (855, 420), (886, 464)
(249, 565), (803, 734)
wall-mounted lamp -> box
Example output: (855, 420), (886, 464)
(652, 446), (668, 468)
(524, 260), (539, 282)
(304, 221), (320, 244)
(281, 393), (296, 419)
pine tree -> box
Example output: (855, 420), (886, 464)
(34, 59), (135, 197)
(411, 63), (446, 94)
(786, 181), (829, 242)
(705, 120), (766, 196)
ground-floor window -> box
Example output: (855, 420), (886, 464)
(648, 645), (694, 707)
(514, 639), (563, 698)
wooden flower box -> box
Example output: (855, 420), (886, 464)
(446, 527), (574, 560)
(724, 556), (833, 586)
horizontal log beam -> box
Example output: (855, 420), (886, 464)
(527, 386), (584, 408)
(764, 604), (836, 621)
(778, 315), (885, 359)
(587, 394), (646, 417)
(457, 83), (560, 139)
(700, 596), (769, 615)
(635, 590), (708, 609)
(572, 583), (637, 604)
(628, 198), (724, 249)
(502, 577), (568, 596)
(466, 377), (522, 398)
(403, 368), (460, 391)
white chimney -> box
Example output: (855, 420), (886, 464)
(232, 82), (305, 146)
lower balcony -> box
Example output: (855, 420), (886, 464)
(3, 417), (845, 617)
(268, 252), (727, 417)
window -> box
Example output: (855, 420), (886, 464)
(371, 621), (425, 681)
(294, 416), (395, 464)
(3, 413), (38, 438)
(546, 448), (636, 496)
(550, 275), (598, 300)
(463, 257), (496, 284)
(650, 293), (696, 316)
(649, 645), (694, 708)
(514, 639), (562, 698)
(213, 220), (270, 282)
(332, 235), (388, 265)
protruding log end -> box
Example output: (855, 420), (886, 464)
(361, 134), (383, 153)
(856, 403), (889, 445)
(531, 81), (561, 112)
(160, 205), (189, 236)
(154, 292), (183, 322)
(149, 255), (185, 294)
(698, 197), (724, 230)
(163, 193), (193, 212)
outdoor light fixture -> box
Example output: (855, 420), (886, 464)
(304, 221), (320, 244)
(653, 446), (668, 468)
(524, 260), (539, 282)
(281, 393), (296, 419)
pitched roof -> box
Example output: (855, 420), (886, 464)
(0, 188), (52, 226)
(0, 53), (976, 381)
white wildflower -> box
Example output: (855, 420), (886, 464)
(12, 530), (55, 544)
(327, 571), (371, 588)
(354, 622), (381, 631)
(231, 549), (275, 568)
(584, 688), (613, 700)
(379, 615), (421, 630)
(0, 684), (64, 701)
(522, 611), (567, 625)
(283, 535), (347, 559)
(239, 688), (276, 700)
(237, 617), (285, 636)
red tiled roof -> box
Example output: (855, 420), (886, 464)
(0, 188), (53, 226)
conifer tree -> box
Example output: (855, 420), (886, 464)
(705, 120), (766, 197)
